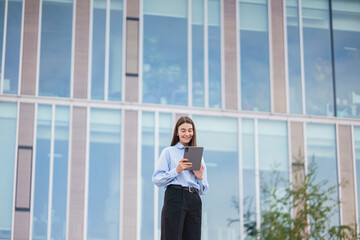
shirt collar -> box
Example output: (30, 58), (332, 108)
(175, 142), (185, 149)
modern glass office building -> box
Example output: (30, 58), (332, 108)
(0, 0), (359, 239)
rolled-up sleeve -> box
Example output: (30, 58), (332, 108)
(152, 148), (179, 187)
(197, 159), (209, 195)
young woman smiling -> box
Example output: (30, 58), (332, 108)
(152, 116), (209, 240)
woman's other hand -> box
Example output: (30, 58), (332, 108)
(193, 164), (204, 180)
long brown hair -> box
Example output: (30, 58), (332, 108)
(170, 116), (197, 146)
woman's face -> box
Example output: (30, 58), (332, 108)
(177, 123), (193, 146)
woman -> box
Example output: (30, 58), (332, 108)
(152, 116), (209, 240)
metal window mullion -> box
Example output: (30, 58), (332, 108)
(70, 0), (76, 99)
(119, 108), (124, 240)
(28, 103), (39, 240)
(188, 0), (192, 107)
(351, 125), (359, 231)
(236, 0), (241, 110)
(298, 0), (305, 115)
(17, 0), (25, 96)
(121, 0), (127, 103)
(153, 111), (159, 240)
(238, 118), (244, 240)
(35, 0), (43, 97)
(287, 120), (293, 221)
(204, 0), (209, 108)
(83, 106), (90, 240)
(87, 0), (93, 100)
(47, 105), (56, 240)
(138, 0), (144, 104)
(0, 0), (7, 95)
(335, 124), (343, 224)
(268, 0), (274, 113)
(283, 0), (290, 114)
(254, 119), (260, 233)
(10, 100), (21, 240)
(104, 0), (110, 101)
(65, 105), (73, 239)
(220, 0), (225, 109)
(136, 111), (142, 240)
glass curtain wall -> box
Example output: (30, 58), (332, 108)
(239, 0), (270, 112)
(306, 123), (339, 226)
(87, 108), (121, 240)
(32, 105), (70, 240)
(140, 112), (155, 240)
(331, 0), (360, 118)
(91, 0), (123, 101)
(193, 115), (239, 240)
(285, 0), (303, 114)
(143, 0), (188, 105)
(0, 102), (17, 240)
(38, 0), (73, 97)
(354, 126), (360, 226)
(2, 0), (23, 95)
(302, 0), (334, 116)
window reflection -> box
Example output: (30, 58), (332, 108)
(141, 112), (155, 239)
(0, 102), (17, 240)
(208, 0), (221, 108)
(306, 123), (339, 226)
(39, 0), (73, 97)
(32, 105), (70, 240)
(258, 120), (289, 223)
(0, 0), (4, 93)
(143, 0), (188, 106)
(332, 0), (360, 118)
(3, 0), (22, 95)
(193, 115), (239, 240)
(239, 0), (270, 112)
(32, 105), (52, 239)
(241, 119), (256, 239)
(302, 0), (334, 116)
(91, 0), (123, 101)
(286, 0), (303, 114)
(87, 108), (121, 240)
(192, 0), (205, 107)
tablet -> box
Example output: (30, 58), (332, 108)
(183, 146), (203, 171)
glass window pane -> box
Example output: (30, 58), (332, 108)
(241, 119), (257, 239)
(156, 113), (172, 235)
(143, 0), (188, 106)
(208, 0), (221, 108)
(140, 112), (155, 240)
(239, 0), (270, 112)
(39, 0), (73, 97)
(87, 108), (121, 240)
(258, 120), (289, 212)
(32, 105), (52, 239)
(302, 0), (334, 116)
(91, 0), (106, 100)
(108, 0), (123, 101)
(332, 0), (360, 118)
(0, 102), (17, 239)
(193, 115), (239, 239)
(3, 0), (22, 94)
(286, 0), (303, 114)
(354, 127), (360, 226)
(192, 0), (205, 107)
(51, 106), (70, 240)
(306, 123), (339, 226)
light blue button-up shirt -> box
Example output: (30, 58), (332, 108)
(152, 142), (209, 195)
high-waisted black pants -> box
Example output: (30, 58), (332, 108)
(161, 186), (202, 240)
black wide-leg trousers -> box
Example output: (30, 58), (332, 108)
(161, 186), (202, 240)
